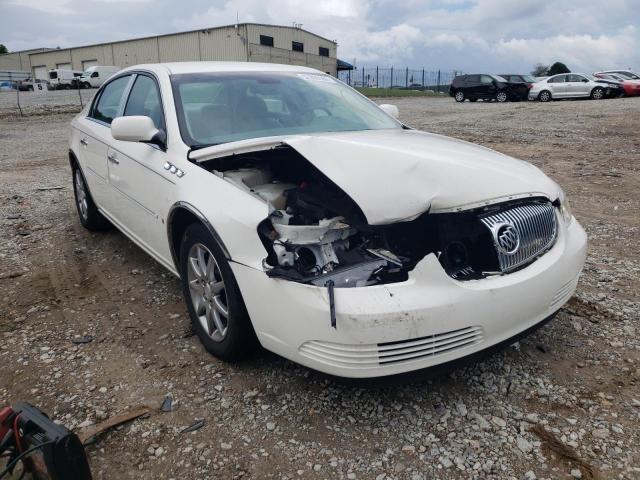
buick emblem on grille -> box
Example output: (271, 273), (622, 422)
(493, 222), (520, 255)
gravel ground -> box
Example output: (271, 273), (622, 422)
(1, 92), (639, 480)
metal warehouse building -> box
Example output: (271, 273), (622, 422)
(0, 23), (337, 80)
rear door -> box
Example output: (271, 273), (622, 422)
(106, 73), (174, 260)
(464, 75), (480, 98)
(547, 75), (568, 97)
(75, 74), (132, 207)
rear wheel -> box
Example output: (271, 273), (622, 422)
(454, 90), (465, 102)
(179, 223), (257, 361)
(538, 90), (552, 102)
(496, 91), (508, 103)
(590, 87), (605, 100)
(72, 164), (110, 230)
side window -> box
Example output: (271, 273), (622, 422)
(549, 75), (565, 83)
(260, 35), (274, 47)
(91, 75), (131, 125)
(124, 75), (165, 131)
(466, 75), (479, 83)
(480, 75), (493, 84)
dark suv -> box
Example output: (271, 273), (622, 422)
(449, 74), (529, 102)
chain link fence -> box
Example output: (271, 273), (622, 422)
(0, 84), (96, 117)
(339, 67), (461, 91)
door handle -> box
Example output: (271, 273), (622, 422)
(80, 138), (88, 146)
(107, 153), (119, 164)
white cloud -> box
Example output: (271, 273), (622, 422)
(2, 0), (639, 73)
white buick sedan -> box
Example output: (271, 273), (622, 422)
(69, 62), (587, 378)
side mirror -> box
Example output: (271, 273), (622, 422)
(111, 116), (165, 149)
(379, 103), (399, 119)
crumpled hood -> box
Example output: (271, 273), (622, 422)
(192, 129), (561, 225)
(284, 129), (560, 224)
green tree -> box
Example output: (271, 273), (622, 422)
(0, 44), (8, 54)
(531, 63), (549, 77)
(547, 62), (570, 75)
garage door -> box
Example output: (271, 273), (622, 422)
(33, 66), (47, 80)
(82, 60), (98, 70)
(56, 63), (72, 70)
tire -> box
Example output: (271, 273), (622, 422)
(496, 91), (508, 103)
(72, 164), (111, 230)
(454, 90), (465, 102)
(179, 223), (257, 361)
(538, 90), (552, 102)
(590, 87), (605, 100)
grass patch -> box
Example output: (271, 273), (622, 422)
(355, 87), (447, 97)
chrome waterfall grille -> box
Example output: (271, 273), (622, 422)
(480, 201), (557, 272)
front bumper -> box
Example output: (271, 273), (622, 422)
(232, 216), (587, 378)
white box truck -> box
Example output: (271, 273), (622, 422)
(77, 66), (121, 89)
(49, 69), (84, 89)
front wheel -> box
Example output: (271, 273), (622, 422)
(590, 87), (605, 100)
(454, 90), (465, 102)
(179, 223), (257, 361)
(538, 90), (552, 102)
(496, 91), (508, 103)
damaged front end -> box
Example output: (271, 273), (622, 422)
(198, 144), (559, 291)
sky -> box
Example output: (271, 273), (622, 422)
(1, 0), (639, 74)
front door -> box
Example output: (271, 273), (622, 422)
(105, 74), (174, 261)
(478, 75), (497, 99)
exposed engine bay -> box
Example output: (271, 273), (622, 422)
(200, 145), (554, 288)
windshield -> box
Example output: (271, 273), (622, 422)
(616, 71), (640, 80)
(171, 72), (401, 147)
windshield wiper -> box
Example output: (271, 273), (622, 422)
(189, 143), (219, 151)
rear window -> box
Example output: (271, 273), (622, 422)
(90, 75), (131, 125)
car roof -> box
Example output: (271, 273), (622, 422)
(119, 61), (323, 76)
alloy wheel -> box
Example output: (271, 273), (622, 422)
(74, 170), (88, 220)
(496, 92), (508, 102)
(455, 91), (464, 102)
(539, 91), (550, 102)
(187, 243), (229, 342)
(592, 88), (604, 100)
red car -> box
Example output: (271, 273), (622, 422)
(594, 71), (640, 96)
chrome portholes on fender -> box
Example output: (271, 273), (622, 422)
(163, 162), (185, 177)
(186, 243), (229, 342)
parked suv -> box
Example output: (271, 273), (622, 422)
(449, 74), (528, 102)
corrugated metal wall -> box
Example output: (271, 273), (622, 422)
(158, 32), (200, 62)
(8, 24), (337, 78)
(199, 26), (248, 61)
(246, 24), (336, 59)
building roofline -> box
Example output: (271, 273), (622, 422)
(10, 23), (336, 58)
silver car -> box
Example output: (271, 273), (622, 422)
(529, 73), (607, 102)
